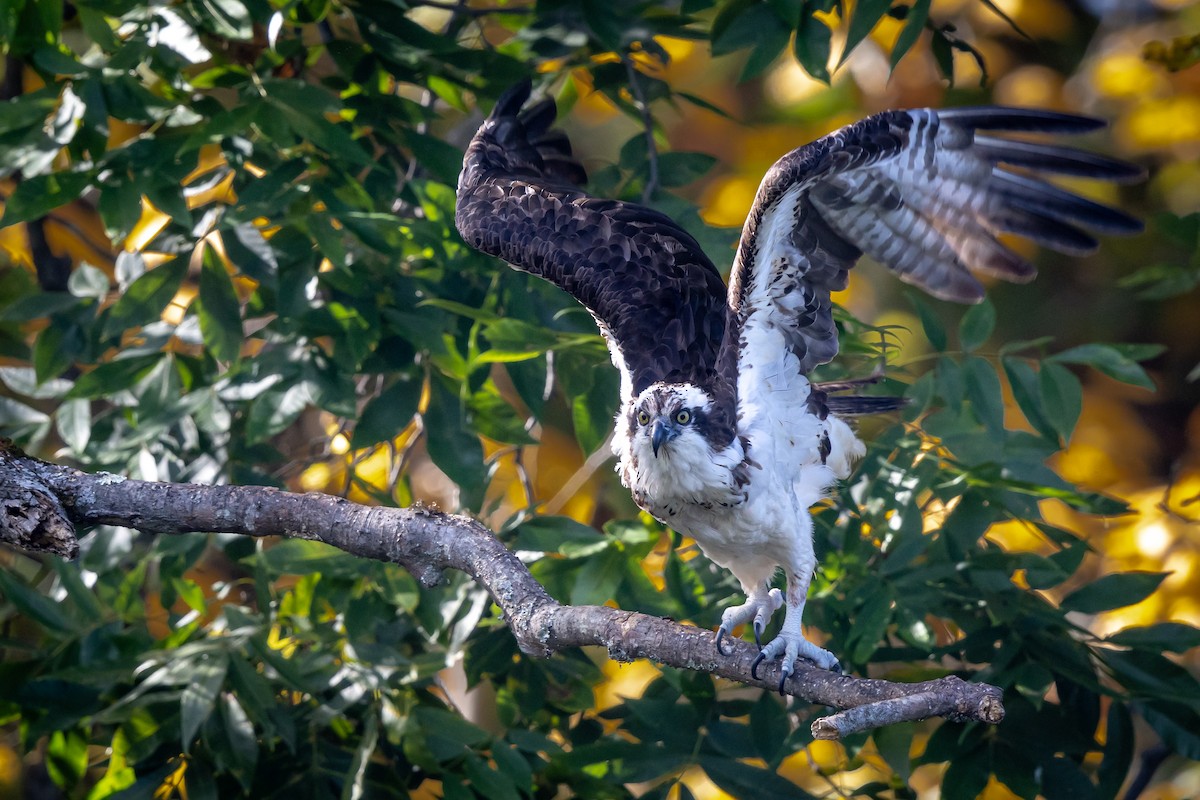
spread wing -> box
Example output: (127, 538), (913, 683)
(725, 107), (1144, 378)
(455, 81), (729, 402)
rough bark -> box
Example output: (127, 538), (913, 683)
(0, 440), (1004, 738)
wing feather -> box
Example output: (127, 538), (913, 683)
(725, 106), (1144, 380)
(455, 81), (728, 401)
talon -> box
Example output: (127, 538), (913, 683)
(753, 620), (764, 648)
(751, 652), (766, 680)
(830, 659), (843, 675)
(715, 627), (730, 656)
(777, 663), (793, 696)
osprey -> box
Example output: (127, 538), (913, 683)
(454, 80), (1141, 689)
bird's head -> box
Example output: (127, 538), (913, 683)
(629, 383), (715, 459)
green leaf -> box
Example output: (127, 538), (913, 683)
(873, 723), (915, 785)
(1039, 361), (1082, 443)
(1106, 622), (1200, 652)
(712, 0), (779, 56)
(958, 299), (995, 352)
(930, 27), (954, 84)
(1097, 701), (1134, 799)
(197, 246), (243, 364)
(66, 354), (162, 399)
(0, 289), (81, 322)
(1061, 572), (1167, 614)
(45, 729), (89, 790)
(0, 569), (76, 634)
(102, 258), (188, 339)
(221, 222), (278, 284)
(839, 0), (892, 67)
(703, 756), (813, 798)
(1002, 358), (1057, 443)
(1141, 701), (1200, 760)
(55, 397), (91, 454)
(513, 516), (602, 553)
(352, 375), (421, 449)
(181, 652), (229, 750)
(33, 317), (85, 383)
(0, 171), (92, 229)
(740, 23), (791, 80)
(889, 0), (931, 69)
(572, 366), (619, 454)
(656, 152), (720, 188)
(962, 356), (1004, 433)
(793, 10), (832, 83)
(218, 691), (258, 790)
(1050, 343), (1164, 392)
(907, 292), (947, 352)
(424, 378), (487, 510)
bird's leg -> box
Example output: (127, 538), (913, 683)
(751, 571), (840, 693)
(715, 584), (783, 655)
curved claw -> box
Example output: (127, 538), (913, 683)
(752, 619), (764, 649)
(715, 627), (731, 656)
(829, 659), (844, 675)
(778, 668), (790, 696)
(751, 652), (766, 680)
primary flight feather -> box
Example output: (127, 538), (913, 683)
(454, 80), (1142, 689)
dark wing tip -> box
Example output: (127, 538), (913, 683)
(491, 79), (533, 121)
(939, 106), (1107, 134)
(825, 395), (910, 416)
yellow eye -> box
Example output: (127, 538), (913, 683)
(637, 410), (650, 426)
(676, 410), (691, 425)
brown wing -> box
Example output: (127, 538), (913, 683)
(455, 81), (729, 401)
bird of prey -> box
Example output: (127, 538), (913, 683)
(454, 79), (1141, 689)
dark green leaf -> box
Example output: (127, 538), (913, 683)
(1039, 361), (1082, 443)
(656, 152), (719, 188)
(181, 653), (229, 750)
(1061, 572), (1167, 614)
(907, 291), (948, 352)
(959, 299), (995, 352)
(839, 0), (892, 67)
(66, 354), (162, 399)
(197, 246), (244, 364)
(219, 691), (258, 790)
(0, 569), (76, 634)
(1002, 357), (1057, 443)
(424, 378), (487, 510)
(102, 258), (188, 339)
(352, 376), (421, 449)
(1141, 701), (1200, 760)
(572, 366), (619, 454)
(793, 10), (832, 82)
(889, 0), (931, 69)
(1106, 622), (1200, 653)
(1097, 701), (1134, 799)
(1050, 343), (1164, 392)
(962, 356), (1004, 433)
(0, 171), (92, 228)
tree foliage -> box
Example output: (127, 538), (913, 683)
(1, 1), (1198, 798)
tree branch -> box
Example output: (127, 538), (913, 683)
(0, 441), (1004, 738)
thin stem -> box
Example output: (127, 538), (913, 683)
(623, 58), (660, 205)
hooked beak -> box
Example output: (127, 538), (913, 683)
(651, 419), (676, 458)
